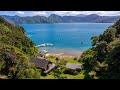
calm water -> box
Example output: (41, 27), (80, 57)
(20, 23), (113, 56)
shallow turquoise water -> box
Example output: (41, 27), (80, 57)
(20, 23), (113, 55)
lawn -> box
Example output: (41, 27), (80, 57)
(67, 59), (79, 63)
(61, 70), (85, 79)
(46, 54), (80, 64)
(42, 54), (84, 79)
(40, 74), (55, 79)
(46, 55), (57, 63)
(40, 70), (85, 79)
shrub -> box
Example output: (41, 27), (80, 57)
(56, 57), (59, 60)
(73, 57), (78, 60)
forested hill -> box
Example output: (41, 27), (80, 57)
(2, 14), (120, 24)
(0, 16), (41, 79)
(1, 15), (120, 79)
(79, 18), (120, 79)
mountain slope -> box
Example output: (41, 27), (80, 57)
(2, 14), (120, 24)
(0, 16), (40, 79)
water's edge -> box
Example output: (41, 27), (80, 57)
(20, 23), (113, 56)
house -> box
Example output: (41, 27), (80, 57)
(30, 57), (56, 74)
(66, 63), (83, 71)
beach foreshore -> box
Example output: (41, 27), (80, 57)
(45, 52), (82, 58)
(39, 47), (83, 58)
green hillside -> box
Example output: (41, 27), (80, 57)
(80, 18), (120, 79)
(0, 16), (40, 79)
(1, 15), (120, 79)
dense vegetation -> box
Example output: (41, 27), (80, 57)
(1, 15), (120, 79)
(2, 14), (120, 24)
(41, 55), (84, 79)
(79, 18), (120, 79)
(0, 16), (84, 79)
(0, 16), (40, 79)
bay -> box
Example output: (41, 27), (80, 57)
(20, 23), (113, 56)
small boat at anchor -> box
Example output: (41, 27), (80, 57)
(80, 40), (84, 44)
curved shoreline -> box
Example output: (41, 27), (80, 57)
(39, 47), (83, 57)
(45, 51), (82, 59)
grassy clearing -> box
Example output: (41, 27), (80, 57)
(67, 59), (79, 63)
(40, 74), (55, 79)
(41, 54), (84, 79)
(40, 70), (85, 79)
(46, 54), (80, 64)
(61, 70), (85, 79)
(45, 55), (57, 64)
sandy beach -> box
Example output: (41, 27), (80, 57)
(45, 51), (82, 59)
(39, 47), (83, 57)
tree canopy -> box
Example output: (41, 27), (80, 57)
(0, 16), (40, 79)
(80, 18), (120, 79)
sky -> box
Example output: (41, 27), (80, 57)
(0, 11), (120, 17)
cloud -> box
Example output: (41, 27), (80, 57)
(50, 11), (120, 16)
(97, 11), (120, 16)
(33, 11), (47, 16)
(16, 11), (24, 15)
(49, 11), (95, 16)
(1, 11), (120, 17)
(49, 11), (83, 16)
(52, 11), (72, 16)
(74, 11), (120, 16)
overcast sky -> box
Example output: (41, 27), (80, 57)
(0, 11), (120, 17)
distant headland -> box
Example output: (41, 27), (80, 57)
(2, 14), (120, 24)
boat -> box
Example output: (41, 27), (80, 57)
(80, 40), (84, 44)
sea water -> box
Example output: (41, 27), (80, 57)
(20, 23), (113, 56)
